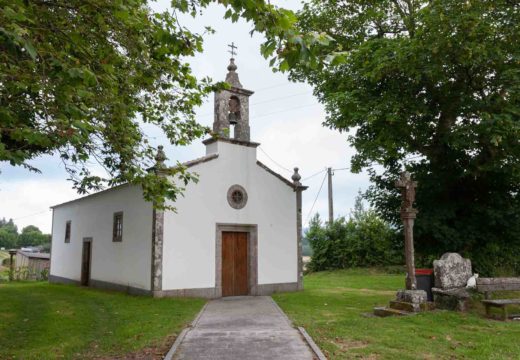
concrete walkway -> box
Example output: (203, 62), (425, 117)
(172, 296), (316, 360)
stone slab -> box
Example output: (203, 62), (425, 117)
(433, 253), (472, 289)
(172, 296), (316, 360)
(432, 287), (472, 311)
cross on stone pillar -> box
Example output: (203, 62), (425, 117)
(395, 171), (419, 290)
(151, 145), (167, 296)
(292, 167), (307, 291)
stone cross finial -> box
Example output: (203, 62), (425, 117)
(155, 145), (167, 170)
(292, 167), (302, 186)
(395, 171), (418, 212)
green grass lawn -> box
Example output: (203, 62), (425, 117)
(0, 282), (205, 359)
(273, 269), (520, 360)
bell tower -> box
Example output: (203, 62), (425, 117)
(213, 43), (254, 142)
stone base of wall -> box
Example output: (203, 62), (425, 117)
(49, 274), (80, 285)
(49, 275), (151, 296)
(89, 279), (151, 296)
(154, 287), (217, 298)
(49, 275), (300, 299)
(255, 282), (299, 296)
(158, 282), (300, 299)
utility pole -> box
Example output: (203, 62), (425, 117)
(327, 167), (333, 223)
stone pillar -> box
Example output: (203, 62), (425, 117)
(151, 208), (164, 297)
(292, 168), (306, 291)
(8, 249), (16, 281)
(151, 146), (166, 297)
(401, 210), (418, 290)
(395, 171), (419, 291)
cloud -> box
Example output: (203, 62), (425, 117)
(0, 179), (79, 233)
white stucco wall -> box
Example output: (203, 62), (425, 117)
(50, 185), (153, 290)
(162, 140), (297, 290)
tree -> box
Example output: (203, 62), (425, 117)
(18, 225), (49, 247)
(291, 1), (520, 275)
(0, 218), (18, 248)
(306, 207), (401, 272)
(0, 0), (327, 208)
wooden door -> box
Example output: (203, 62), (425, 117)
(222, 232), (248, 297)
(81, 239), (91, 286)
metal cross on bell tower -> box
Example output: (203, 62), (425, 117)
(228, 42), (237, 58)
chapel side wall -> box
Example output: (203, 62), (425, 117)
(50, 185), (153, 290)
(162, 141), (297, 292)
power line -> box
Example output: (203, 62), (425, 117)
(255, 82), (294, 92)
(303, 169), (326, 181)
(305, 171), (327, 225)
(196, 94), (317, 118)
(254, 103), (320, 119)
(258, 147), (292, 174)
(251, 91), (310, 106)
(332, 167), (350, 171)
(12, 209), (50, 221)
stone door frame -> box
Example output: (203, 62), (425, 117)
(215, 223), (258, 297)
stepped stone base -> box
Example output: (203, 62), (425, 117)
(373, 307), (411, 317)
(374, 289), (435, 317)
(396, 289), (427, 304)
(390, 300), (420, 312)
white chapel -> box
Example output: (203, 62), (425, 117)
(49, 57), (307, 298)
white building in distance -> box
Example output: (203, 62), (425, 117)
(49, 58), (307, 298)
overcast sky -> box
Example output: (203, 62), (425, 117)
(0, 0), (371, 234)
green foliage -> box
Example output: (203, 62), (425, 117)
(9, 265), (49, 281)
(0, 218), (51, 248)
(302, 235), (313, 256)
(18, 225), (49, 247)
(0, 0), (213, 207)
(290, 0), (520, 275)
(306, 202), (401, 272)
(0, 218), (18, 248)
(12, 266), (30, 281)
(40, 267), (49, 281)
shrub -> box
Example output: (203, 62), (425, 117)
(40, 267), (49, 281)
(307, 211), (402, 272)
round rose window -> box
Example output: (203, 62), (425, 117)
(227, 185), (248, 209)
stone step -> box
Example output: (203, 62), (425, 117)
(420, 302), (436, 311)
(389, 300), (420, 313)
(373, 306), (411, 317)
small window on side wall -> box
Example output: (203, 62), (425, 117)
(64, 221), (71, 243)
(113, 212), (123, 242)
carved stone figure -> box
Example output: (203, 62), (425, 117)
(396, 171), (417, 212)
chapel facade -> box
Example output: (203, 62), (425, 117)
(49, 57), (307, 298)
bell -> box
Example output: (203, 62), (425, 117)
(228, 112), (238, 125)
